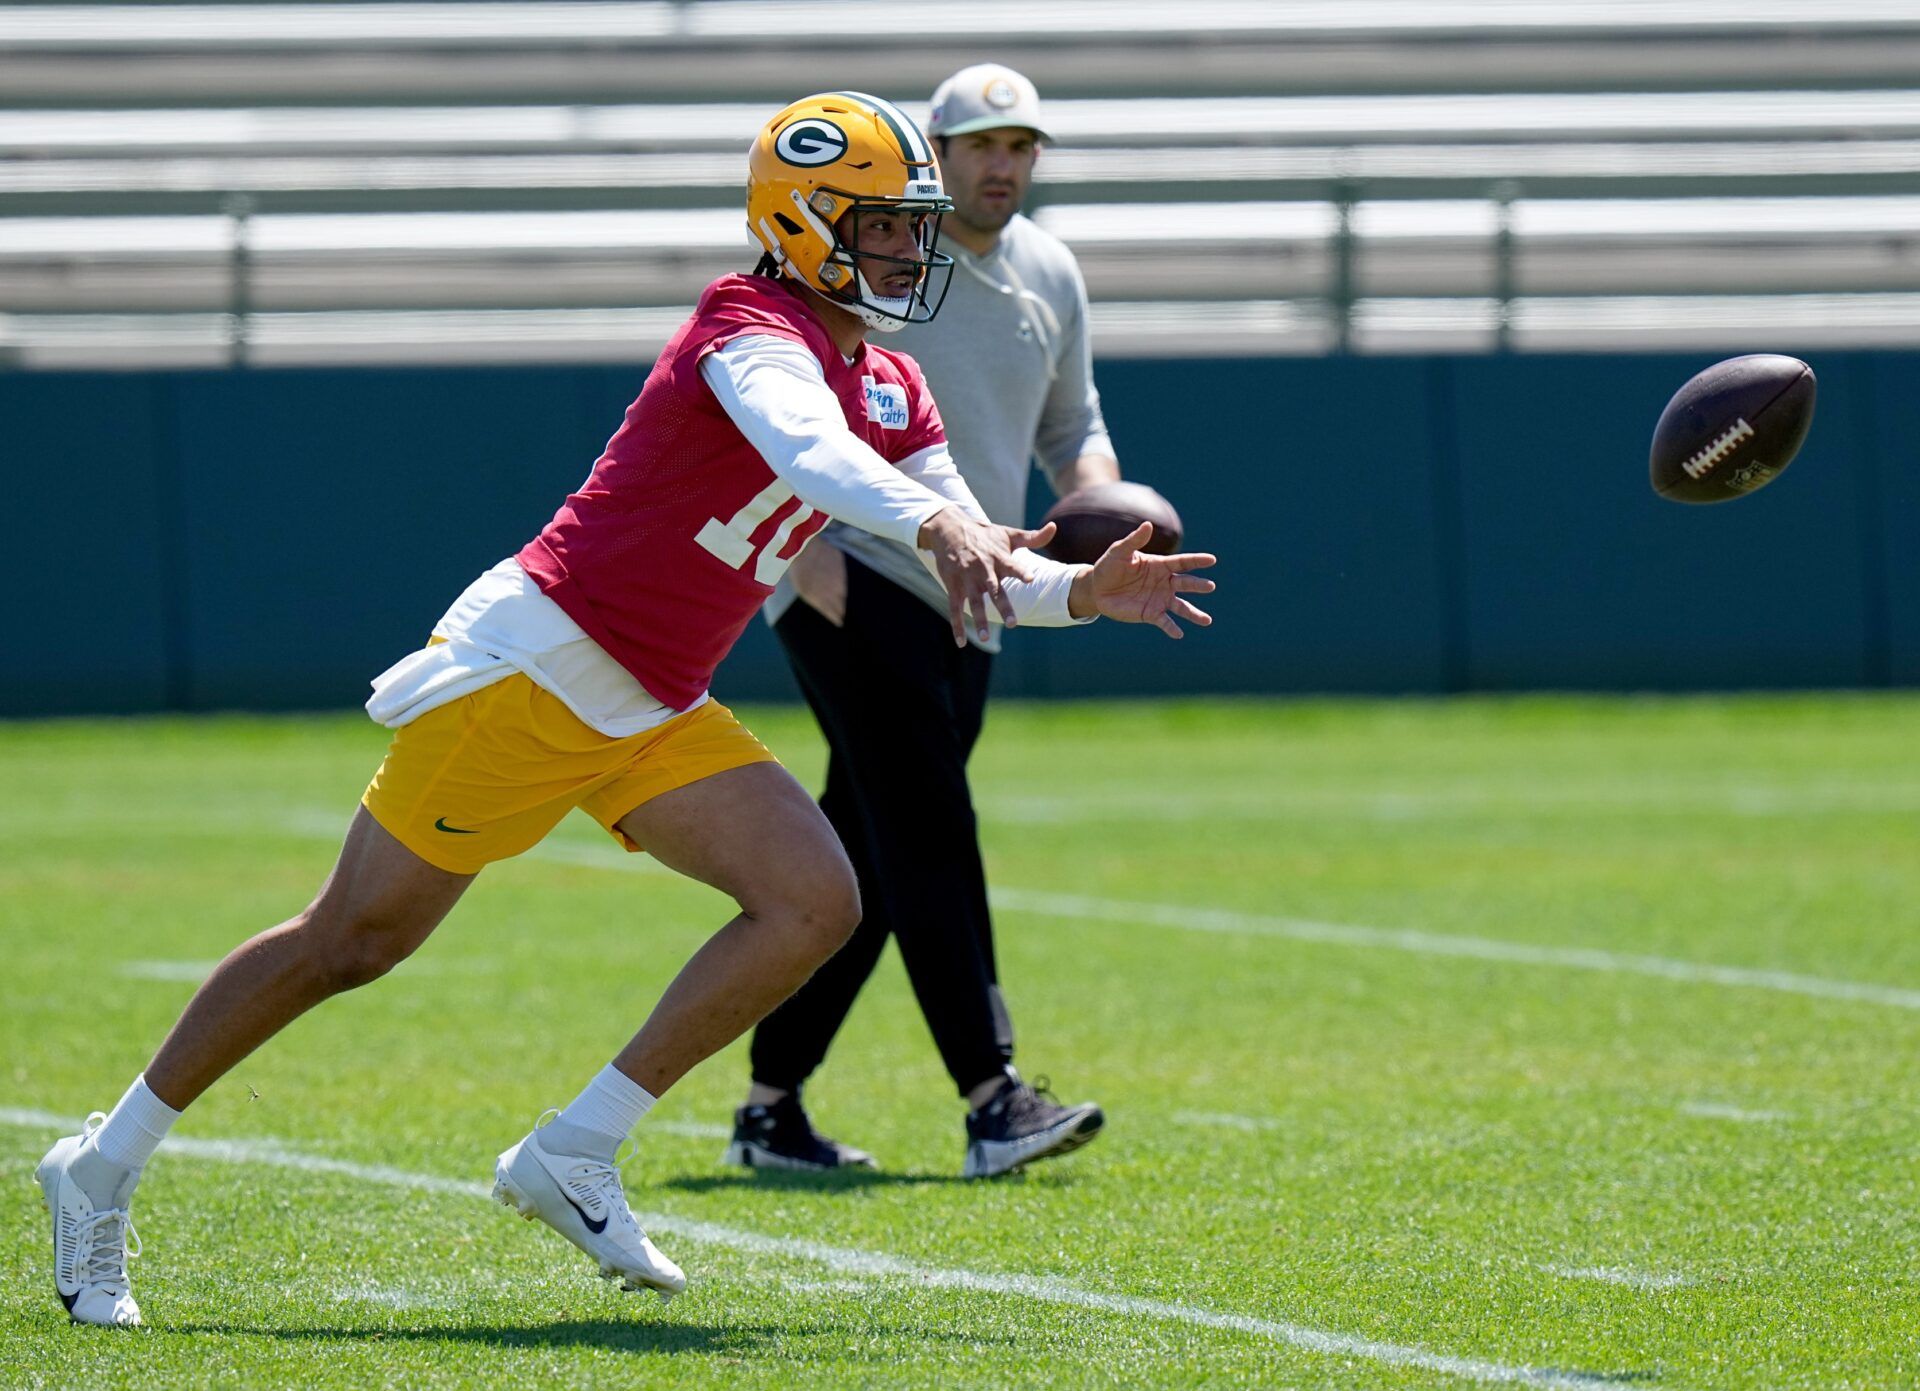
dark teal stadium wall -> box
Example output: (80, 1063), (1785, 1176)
(4, 352), (1912, 716)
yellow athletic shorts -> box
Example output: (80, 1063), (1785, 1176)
(361, 672), (777, 875)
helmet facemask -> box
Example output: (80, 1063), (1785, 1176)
(748, 92), (956, 332)
(786, 189), (953, 333)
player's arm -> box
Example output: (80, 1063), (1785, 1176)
(1033, 259), (1122, 497)
(1055, 451), (1121, 493)
(1065, 524), (1217, 640)
(892, 445), (1215, 638)
(896, 443), (1083, 629)
(780, 437), (1031, 629)
(701, 335), (1053, 643)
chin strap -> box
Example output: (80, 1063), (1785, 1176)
(854, 270), (915, 331)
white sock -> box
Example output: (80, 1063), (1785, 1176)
(91, 1075), (182, 1172)
(555, 1065), (655, 1145)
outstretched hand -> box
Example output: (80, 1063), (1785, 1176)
(918, 507), (1059, 646)
(1067, 523), (1217, 639)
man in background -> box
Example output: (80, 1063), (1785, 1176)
(732, 64), (1131, 1179)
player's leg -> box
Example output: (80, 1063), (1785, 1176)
(745, 748), (894, 1081)
(945, 637), (1014, 1089)
(936, 646), (1102, 1177)
(493, 732), (857, 1297)
(727, 593), (906, 1169)
(145, 808), (475, 1108)
(731, 750), (889, 1168)
(780, 559), (1100, 1175)
(605, 760), (859, 1092)
(40, 671), (615, 1327)
(794, 559), (1012, 1097)
(39, 808), (474, 1326)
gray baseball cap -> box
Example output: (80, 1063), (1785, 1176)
(926, 63), (1051, 143)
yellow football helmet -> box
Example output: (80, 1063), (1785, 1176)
(747, 91), (954, 332)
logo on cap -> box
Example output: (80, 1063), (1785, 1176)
(776, 118), (849, 167)
(984, 78), (1019, 109)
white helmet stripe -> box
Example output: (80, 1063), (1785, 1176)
(833, 90), (932, 167)
(754, 215), (788, 264)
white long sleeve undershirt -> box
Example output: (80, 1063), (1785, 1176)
(367, 332), (1092, 737)
(700, 334), (1090, 628)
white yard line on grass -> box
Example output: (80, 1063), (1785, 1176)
(276, 809), (1920, 1015)
(1676, 1102), (1792, 1124)
(332, 1279), (457, 1311)
(120, 957), (463, 984)
(978, 782), (1920, 825)
(279, 809), (673, 877)
(520, 837), (674, 875)
(1544, 1265), (1693, 1292)
(990, 888), (1920, 1015)
(1174, 1111), (1288, 1133)
(0, 1106), (1638, 1390)
(121, 961), (222, 982)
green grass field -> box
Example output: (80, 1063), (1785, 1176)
(3, 695), (1917, 1389)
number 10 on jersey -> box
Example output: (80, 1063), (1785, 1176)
(694, 479), (829, 586)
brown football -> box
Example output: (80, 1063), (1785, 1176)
(1041, 482), (1184, 565)
(1650, 354), (1816, 504)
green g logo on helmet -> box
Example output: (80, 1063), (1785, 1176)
(774, 119), (850, 168)
(747, 92), (955, 332)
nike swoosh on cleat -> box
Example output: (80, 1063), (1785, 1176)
(560, 1190), (608, 1235)
(434, 817), (478, 834)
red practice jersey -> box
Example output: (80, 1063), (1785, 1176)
(517, 273), (945, 710)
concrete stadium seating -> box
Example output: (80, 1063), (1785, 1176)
(4, 1), (1920, 365)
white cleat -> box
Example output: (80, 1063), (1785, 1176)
(493, 1112), (685, 1304)
(34, 1113), (143, 1327)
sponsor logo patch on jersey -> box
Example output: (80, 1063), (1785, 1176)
(862, 375), (909, 430)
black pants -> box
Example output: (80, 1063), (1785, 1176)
(750, 555), (1013, 1098)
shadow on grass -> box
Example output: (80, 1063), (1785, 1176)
(165, 1317), (779, 1356)
(658, 1168), (980, 1194)
(164, 1316), (1013, 1357)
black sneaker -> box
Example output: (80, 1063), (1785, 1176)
(963, 1072), (1104, 1178)
(723, 1095), (876, 1172)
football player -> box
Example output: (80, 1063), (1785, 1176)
(36, 91), (1215, 1325)
(737, 65), (1137, 1180)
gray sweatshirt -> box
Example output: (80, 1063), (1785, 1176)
(764, 212), (1114, 651)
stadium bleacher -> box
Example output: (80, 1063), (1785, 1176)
(4, 0), (1920, 366)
